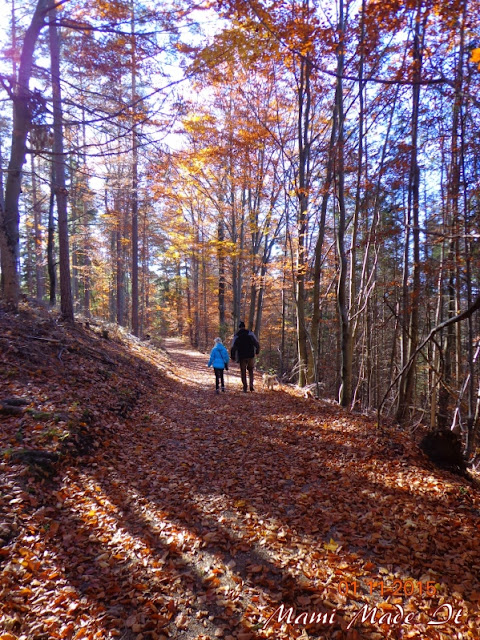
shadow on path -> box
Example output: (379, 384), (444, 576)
(27, 337), (480, 640)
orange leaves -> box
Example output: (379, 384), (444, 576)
(2, 317), (480, 640)
(471, 48), (480, 70)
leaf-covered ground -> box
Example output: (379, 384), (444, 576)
(1, 304), (480, 640)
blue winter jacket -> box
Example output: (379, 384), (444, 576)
(208, 343), (229, 370)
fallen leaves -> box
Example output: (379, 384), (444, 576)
(323, 539), (340, 553)
(1, 314), (480, 639)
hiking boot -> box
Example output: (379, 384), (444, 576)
(221, 387), (226, 392)
(250, 386), (254, 392)
(216, 389), (220, 395)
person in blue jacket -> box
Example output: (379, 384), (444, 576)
(208, 337), (230, 394)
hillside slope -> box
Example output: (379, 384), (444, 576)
(1, 303), (480, 640)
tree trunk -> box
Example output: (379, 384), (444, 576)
(295, 49), (312, 388)
(49, 12), (73, 322)
(231, 183), (241, 330)
(280, 203), (290, 379)
(218, 218), (226, 337)
(347, 0), (366, 403)
(309, 115), (336, 384)
(47, 167), (56, 306)
(31, 154), (44, 299)
(0, 143), (4, 295)
(193, 254), (200, 348)
(84, 251), (91, 317)
(25, 202), (34, 295)
(254, 253), (269, 341)
(248, 277), (257, 332)
(0, 0), (50, 309)
(130, 0), (139, 336)
(176, 260), (184, 335)
(185, 263), (193, 345)
(202, 230), (209, 349)
(460, 47), (475, 453)
(140, 206), (149, 336)
(396, 5), (427, 422)
(116, 196), (125, 326)
(335, 0), (352, 407)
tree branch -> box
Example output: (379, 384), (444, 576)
(378, 294), (480, 427)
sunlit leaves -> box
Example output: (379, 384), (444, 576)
(471, 47), (480, 70)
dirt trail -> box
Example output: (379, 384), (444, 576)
(163, 337), (243, 392)
(2, 327), (480, 640)
(107, 340), (480, 640)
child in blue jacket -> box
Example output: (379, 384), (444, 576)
(208, 337), (230, 394)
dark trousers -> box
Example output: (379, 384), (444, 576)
(214, 368), (225, 390)
(239, 357), (255, 391)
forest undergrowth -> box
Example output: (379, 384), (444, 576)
(1, 302), (480, 640)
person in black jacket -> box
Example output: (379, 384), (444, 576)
(230, 321), (260, 392)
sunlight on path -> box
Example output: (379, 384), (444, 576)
(163, 336), (243, 391)
(5, 323), (479, 640)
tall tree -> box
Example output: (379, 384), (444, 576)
(396, 1), (429, 422)
(130, 0), (139, 336)
(335, 0), (352, 407)
(49, 6), (74, 322)
(0, 0), (50, 309)
(294, 23), (313, 388)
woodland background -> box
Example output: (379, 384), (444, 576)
(1, 0), (480, 454)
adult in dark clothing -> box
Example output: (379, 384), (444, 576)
(230, 321), (260, 392)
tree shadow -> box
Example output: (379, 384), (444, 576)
(15, 339), (480, 639)
(85, 361), (480, 637)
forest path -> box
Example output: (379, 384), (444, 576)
(122, 337), (479, 639)
(2, 323), (480, 640)
(162, 336), (242, 391)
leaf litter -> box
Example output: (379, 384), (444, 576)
(1, 304), (480, 640)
